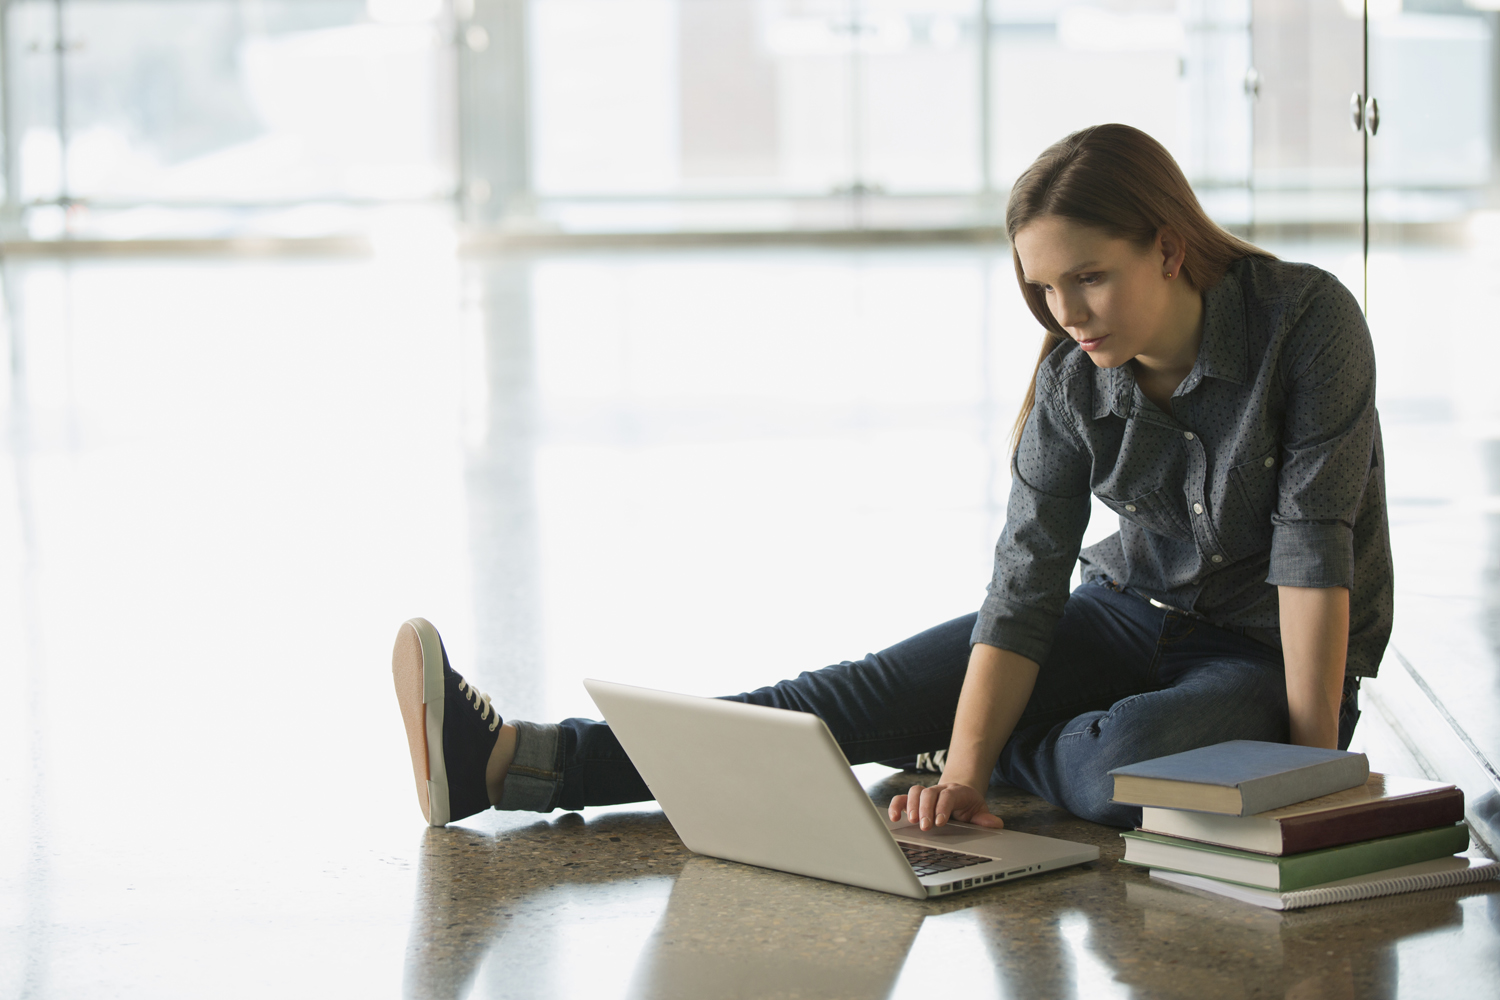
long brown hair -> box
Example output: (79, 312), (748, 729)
(1006, 124), (1274, 451)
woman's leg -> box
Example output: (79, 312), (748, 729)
(407, 582), (1298, 826)
(497, 580), (1227, 814)
(503, 579), (1202, 813)
(995, 590), (1291, 827)
(500, 614), (977, 813)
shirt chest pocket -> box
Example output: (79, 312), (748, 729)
(1096, 484), (1193, 542)
(1223, 454), (1278, 554)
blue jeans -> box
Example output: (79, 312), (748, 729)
(497, 581), (1360, 827)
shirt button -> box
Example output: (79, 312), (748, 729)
(1183, 432), (1195, 440)
(1125, 504), (1137, 512)
(1193, 503), (1204, 514)
(1211, 554), (1224, 563)
(1264, 456), (1274, 468)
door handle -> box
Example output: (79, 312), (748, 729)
(1350, 92), (1364, 132)
(1364, 97), (1380, 136)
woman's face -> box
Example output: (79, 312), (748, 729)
(1013, 215), (1181, 370)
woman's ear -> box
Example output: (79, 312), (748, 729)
(1157, 228), (1188, 279)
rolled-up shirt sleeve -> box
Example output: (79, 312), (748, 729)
(971, 374), (1092, 663)
(1266, 274), (1377, 590)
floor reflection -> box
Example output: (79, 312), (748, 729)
(402, 811), (684, 999)
(1123, 878), (1500, 1000)
(401, 768), (1500, 1000)
(403, 802), (1500, 1000)
(624, 857), (923, 1000)
(3, 244), (1499, 998)
(400, 807), (942, 1000)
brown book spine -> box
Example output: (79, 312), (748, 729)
(1277, 789), (1466, 854)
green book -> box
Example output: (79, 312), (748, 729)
(1119, 823), (1470, 891)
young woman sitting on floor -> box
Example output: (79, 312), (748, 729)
(392, 123), (1391, 832)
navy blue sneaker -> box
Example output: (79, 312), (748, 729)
(392, 618), (502, 826)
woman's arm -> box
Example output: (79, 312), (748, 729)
(887, 642), (1039, 830)
(891, 587), (1349, 828)
(1278, 584), (1350, 749)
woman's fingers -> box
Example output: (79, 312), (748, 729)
(947, 785), (1004, 828)
(891, 782), (1004, 830)
(907, 782), (929, 827)
(897, 782), (935, 829)
(914, 781), (949, 830)
(889, 787), (926, 823)
(934, 785), (961, 827)
(888, 793), (906, 821)
(923, 784), (945, 829)
(901, 782), (923, 827)
(930, 783), (973, 828)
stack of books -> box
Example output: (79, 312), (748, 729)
(1108, 741), (1497, 910)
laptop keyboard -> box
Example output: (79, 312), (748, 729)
(897, 841), (992, 878)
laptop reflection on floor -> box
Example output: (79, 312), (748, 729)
(585, 679), (1099, 900)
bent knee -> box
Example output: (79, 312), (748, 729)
(1109, 669), (1289, 749)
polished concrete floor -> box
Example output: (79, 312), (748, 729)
(2, 242), (1498, 998)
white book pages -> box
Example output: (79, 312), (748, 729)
(1150, 856), (1499, 910)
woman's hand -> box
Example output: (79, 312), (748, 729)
(888, 780), (1005, 831)
(903, 644), (1038, 832)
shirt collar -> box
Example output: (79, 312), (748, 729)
(1181, 264), (1249, 392)
(1092, 364), (1134, 420)
(1089, 263), (1249, 419)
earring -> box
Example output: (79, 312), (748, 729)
(1165, 271), (1175, 279)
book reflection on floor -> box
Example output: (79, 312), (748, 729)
(1127, 875), (1500, 999)
(1122, 878), (1498, 1000)
(1125, 876), (1494, 933)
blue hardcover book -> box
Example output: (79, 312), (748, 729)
(1108, 741), (1370, 816)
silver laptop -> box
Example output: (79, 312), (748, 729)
(585, 678), (1099, 900)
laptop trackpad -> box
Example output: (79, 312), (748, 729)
(891, 821), (1005, 857)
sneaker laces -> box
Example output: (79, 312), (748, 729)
(914, 749), (947, 774)
(458, 678), (501, 732)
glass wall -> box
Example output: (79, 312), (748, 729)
(521, 0), (1256, 232)
(2, 0), (458, 239)
(1368, 1), (1493, 227)
(0, 0), (1493, 241)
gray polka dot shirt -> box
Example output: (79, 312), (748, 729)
(973, 256), (1393, 679)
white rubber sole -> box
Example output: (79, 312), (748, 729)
(392, 617), (451, 827)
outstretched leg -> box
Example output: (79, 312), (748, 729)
(396, 583), (1299, 827)
(528, 614), (979, 812)
(404, 614), (977, 821)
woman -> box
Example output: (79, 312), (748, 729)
(392, 124), (1391, 831)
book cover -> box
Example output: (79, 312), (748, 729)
(1119, 823), (1470, 891)
(1109, 740), (1369, 816)
(1149, 856), (1499, 910)
(1138, 774), (1463, 854)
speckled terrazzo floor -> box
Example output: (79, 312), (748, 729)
(6, 248), (1500, 999)
(404, 773), (1500, 1000)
